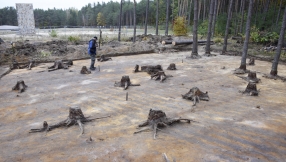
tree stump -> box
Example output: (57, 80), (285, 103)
(151, 71), (173, 82)
(134, 65), (140, 72)
(236, 71), (260, 83)
(248, 57), (255, 65)
(114, 76), (140, 90)
(29, 106), (110, 134)
(48, 60), (72, 72)
(167, 63), (177, 70)
(80, 66), (91, 74)
(97, 55), (112, 62)
(240, 83), (259, 96)
(12, 80), (28, 93)
(134, 109), (194, 139)
(182, 87), (209, 106)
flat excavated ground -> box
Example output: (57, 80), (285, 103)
(0, 50), (286, 162)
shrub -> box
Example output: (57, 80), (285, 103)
(198, 20), (208, 36)
(49, 29), (58, 37)
(250, 26), (279, 44)
(173, 17), (188, 36)
(40, 50), (51, 57)
(213, 37), (223, 44)
(68, 36), (80, 43)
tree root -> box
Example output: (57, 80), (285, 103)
(48, 60), (73, 72)
(182, 87), (209, 106)
(151, 71), (173, 82)
(114, 76), (140, 90)
(134, 109), (195, 139)
(29, 107), (110, 135)
(12, 80), (28, 93)
(97, 55), (112, 62)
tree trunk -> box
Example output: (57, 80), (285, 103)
(133, 0), (137, 43)
(211, 0), (218, 37)
(156, 0), (159, 35)
(239, 0), (245, 33)
(239, 0), (253, 71)
(144, 0), (150, 35)
(191, 0), (199, 56)
(118, 0), (123, 41)
(261, 0), (270, 30)
(270, 7), (286, 76)
(222, 0), (234, 54)
(275, 0), (283, 27)
(205, 0), (215, 55)
(165, 0), (170, 35)
(187, 0), (193, 27)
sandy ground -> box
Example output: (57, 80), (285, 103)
(0, 48), (286, 162)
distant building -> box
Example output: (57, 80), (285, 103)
(16, 3), (35, 35)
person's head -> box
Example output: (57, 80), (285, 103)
(93, 36), (97, 41)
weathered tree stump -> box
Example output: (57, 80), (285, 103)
(151, 71), (173, 82)
(182, 87), (209, 106)
(80, 66), (91, 74)
(114, 76), (140, 90)
(29, 106), (110, 134)
(236, 71), (261, 83)
(12, 80), (28, 93)
(48, 60), (73, 72)
(134, 109), (194, 139)
(97, 55), (112, 62)
(240, 83), (259, 96)
(134, 65), (140, 72)
(167, 63), (177, 70)
(248, 57), (255, 65)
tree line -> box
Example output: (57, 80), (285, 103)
(0, 0), (284, 35)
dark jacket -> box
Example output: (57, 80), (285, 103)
(88, 39), (97, 55)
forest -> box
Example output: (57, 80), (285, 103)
(0, 0), (284, 39)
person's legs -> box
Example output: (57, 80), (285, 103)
(90, 54), (96, 70)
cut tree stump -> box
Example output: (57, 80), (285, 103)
(151, 71), (173, 82)
(80, 66), (91, 74)
(114, 76), (140, 90)
(134, 109), (194, 139)
(134, 65), (140, 72)
(97, 55), (112, 62)
(12, 80), (28, 93)
(29, 106), (110, 134)
(48, 60), (73, 72)
(182, 87), (209, 106)
(167, 63), (177, 70)
(236, 71), (260, 83)
(161, 40), (173, 45)
(240, 82), (259, 96)
(248, 57), (255, 65)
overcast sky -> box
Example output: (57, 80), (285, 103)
(0, 0), (119, 10)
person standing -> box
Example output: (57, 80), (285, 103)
(88, 36), (98, 70)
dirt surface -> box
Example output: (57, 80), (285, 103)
(0, 45), (286, 161)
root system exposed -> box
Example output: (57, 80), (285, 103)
(167, 63), (177, 70)
(80, 66), (91, 74)
(114, 76), (140, 90)
(97, 55), (112, 62)
(182, 87), (209, 106)
(151, 71), (173, 82)
(12, 80), (28, 93)
(134, 109), (194, 139)
(240, 82), (259, 96)
(29, 106), (110, 134)
(48, 60), (73, 72)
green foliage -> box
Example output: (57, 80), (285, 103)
(97, 12), (106, 26)
(250, 26), (279, 44)
(49, 29), (58, 37)
(68, 36), (80, 43)
(197, 20), (208, 36)
(173, 17), (187, 36)
(40, 50), (51, 57)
